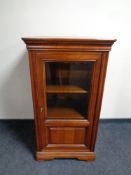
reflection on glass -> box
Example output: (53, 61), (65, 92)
(45, 62), (94, 119)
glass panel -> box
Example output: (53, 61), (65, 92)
(45, 62), (94, 119)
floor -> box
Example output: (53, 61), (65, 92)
(0, 120), (131, 175)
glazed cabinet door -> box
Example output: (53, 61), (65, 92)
(35, 52), (101, 152)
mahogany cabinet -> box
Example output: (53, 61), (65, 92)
(22, 38), (116, 161)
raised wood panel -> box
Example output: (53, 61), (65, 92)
(48, 127), (86, 144)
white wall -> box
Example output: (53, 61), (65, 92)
(0, 0), (131, 119)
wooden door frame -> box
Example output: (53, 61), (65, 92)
(33, 51), (103, 151)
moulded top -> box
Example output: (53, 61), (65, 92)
(22, 37), (116, 51)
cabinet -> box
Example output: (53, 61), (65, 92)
(22, 38), (116, 161)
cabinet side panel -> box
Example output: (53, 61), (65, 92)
(90, 52), (109, 151)
(86, 57), (101, 147)
(28, 51), (43, 151)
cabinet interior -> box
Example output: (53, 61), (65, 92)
(45, 61), (94, 120)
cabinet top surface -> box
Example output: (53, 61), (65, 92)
(22, 37), (116, 51)
(22, 37), (116, 43)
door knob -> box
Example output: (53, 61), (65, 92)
(40, 107), (44, 113)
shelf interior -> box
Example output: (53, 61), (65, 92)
(47, 107), (85, 119)
(46, 85), (88, 93)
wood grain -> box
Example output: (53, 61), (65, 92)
(45, 119), (90, 126)
(36, 151), (96, 161)
(47, 107), (84, 119)
(23, 37), (116, 161)
(49, 127), (85, 144)
(22, 38), (116, 51)
(46, 85), (88, 93)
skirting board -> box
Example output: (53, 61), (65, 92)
(0, 115), (33, 119)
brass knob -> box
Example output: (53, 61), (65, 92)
(40, 107), (44, 113)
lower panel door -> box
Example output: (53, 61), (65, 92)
(44, 123), (90, 151)
(36, 53), (101, 151)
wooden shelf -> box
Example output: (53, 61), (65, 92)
(46, 85), (87, 93)
(47, 107), (84, 119)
